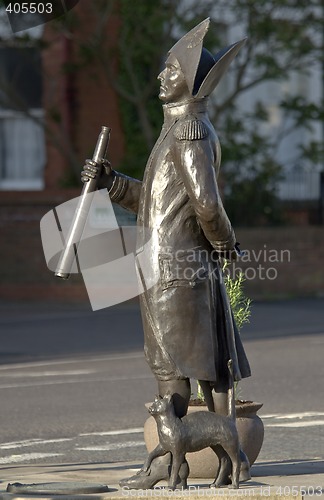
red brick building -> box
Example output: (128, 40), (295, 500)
(42, 6), (125, 190)
(0, 2), (125, 301)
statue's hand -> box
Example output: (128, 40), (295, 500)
(219, 243), (245, 262)
(219, 249), (238, 261)
(81, 159), (112, 189)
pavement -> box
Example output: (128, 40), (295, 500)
(0, 459), (323, 500)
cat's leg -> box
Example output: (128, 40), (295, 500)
(160, 378), (190, 489)
(212, 380), (251, 483)
(210, 444), (222, 487)
(223, 442), (241, 489)
(203, 380), (234, 487)
(169, 453), (186, 490)
(210, 444), (231, 488)
(120, 378), (190, 489)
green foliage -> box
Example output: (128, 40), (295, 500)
(117, 0), (167, 178)
(280, 97), (324, 129)
(223, 261), (251, 330)
(209, 0), (324, 226)
(196, 382), (205, 402)
(221, 133), (284, 226)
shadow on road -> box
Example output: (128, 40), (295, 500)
(0, 297), (323, 364)
(252, 458), (324, 476)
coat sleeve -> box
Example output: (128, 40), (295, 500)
(108, 171), (142, 214)
(174, 134), (235, 252)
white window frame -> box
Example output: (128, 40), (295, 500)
(0, 108), (45, 190)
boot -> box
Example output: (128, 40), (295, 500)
(239, 450), (251, 482)
(119, 455), (189, 490)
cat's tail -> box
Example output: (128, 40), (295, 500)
(227, 359), (236, 420)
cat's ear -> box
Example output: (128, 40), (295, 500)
(164, 392), (173, 403)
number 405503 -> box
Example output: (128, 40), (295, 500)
(5, 3), (53, 14)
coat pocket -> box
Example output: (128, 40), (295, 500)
(159, 252), (209, 290)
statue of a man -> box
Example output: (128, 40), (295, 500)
(82, 18), (251, 489)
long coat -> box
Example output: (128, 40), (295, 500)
(109, 98), (251, 383)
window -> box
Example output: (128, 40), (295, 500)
(0, 11), (45, 190)
(0, 108), (45, 190)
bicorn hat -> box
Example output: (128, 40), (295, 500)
(168, 18), (247, 98)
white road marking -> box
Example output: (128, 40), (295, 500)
(2, 411), (322, 467)
(0, 438), (73, 450)
(262, 412), (324, 419)
(0, 352), (144, 371)
(262, 412), (324, 428)
(0, 373), (152, 390)
(0, 429), (145, 459)
(275, 412), (324, 419)
(255, 458), (323, 467)
(0, 453), (63, 464)
(266, 420), (324, 428)
(80, 428), (144, 437)
(3, 370), (96, 378)
(77, 441), (145, 451)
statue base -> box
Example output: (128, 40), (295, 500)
(6, 481), (109, 495)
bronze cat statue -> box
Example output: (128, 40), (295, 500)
(142, 360), (241, 490)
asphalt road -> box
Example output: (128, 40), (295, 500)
(0, 297), (324, 363)
(0, 298), (323, 468)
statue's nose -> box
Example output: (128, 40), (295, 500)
(158, 67), (166, 81)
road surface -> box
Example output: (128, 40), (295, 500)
(0, 298), (323, 467)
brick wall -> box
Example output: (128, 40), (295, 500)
(0, 191), (88, 302)
(72, 2), (125, 170)
(42, 3), (124, 190)
(0, 193), (323, 303)
(234, 226), (324, 299)
(42, 31), (70, 189)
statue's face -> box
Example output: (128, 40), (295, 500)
(158, 54), (190, 103)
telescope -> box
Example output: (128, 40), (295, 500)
(55, 126), (111, 280)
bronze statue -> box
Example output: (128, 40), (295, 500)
(142, 360), (241, 490)
(82, 18), (251, 489)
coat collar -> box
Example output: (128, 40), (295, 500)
(162, 98), (208, 125)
